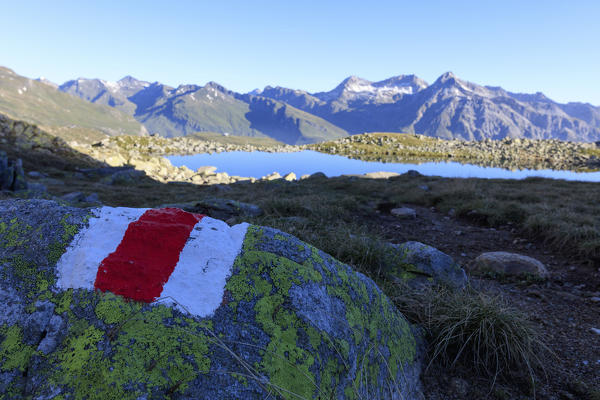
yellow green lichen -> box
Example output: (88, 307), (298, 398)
(0, 325), (37, 372)
(0, 218), (32, 249)
(54, 289), (73, 315)
(227, 250), (321, 398)
(47, 294), (211, 399)
(47, 214), (83, 266)
(0, 255), (54, 299)
(225, 225), (418, 398)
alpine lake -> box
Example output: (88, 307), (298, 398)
(167, 150), (600, 182)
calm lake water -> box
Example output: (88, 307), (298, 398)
(167, 150), (600, 182)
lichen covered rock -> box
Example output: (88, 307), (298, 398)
(0, 199), (423, 399)
(387, 241), (467, 287)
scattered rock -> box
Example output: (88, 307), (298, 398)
(26, 171), (45, 179)
(264, 172), (282, 180)
(283, 172), (296, 181)
(107, 168), (146, 185)
(363, 171), (399, 179)
(387, 241), (467, 287)
(391, 207), (417, 219)
(60, 192), (87, 203)
(196, 166), (217, 176)
(470, 251), (549, 280)
(162, 198), (264, 220)
(0, 152), (28, 191)
(60, 192), (101, 204)
(404, 170), (422, 177)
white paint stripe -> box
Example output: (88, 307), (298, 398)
(159, 217), (249, 317)
(55, 207), (149, 291)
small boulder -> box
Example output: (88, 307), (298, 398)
(60, 192), (86, 203)
(12, 159), (28, 191)
(196, 166), (217, 176)
(309, 171), (327, 179)
(162, 198), (264, 220)
(387, 241), (467, 287)
(404, 170), (422, 177)
(27, 171), (45, 179)
(283, 172), (296, 181)
(0, 153), (28, 191)
(263, 172), (282, 181)
(108, 168), (146, 185)
(470, 251), (549, 280)
(391, 207), (417, 219)
(364, 171), (399, 179)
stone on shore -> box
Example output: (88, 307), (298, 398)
(470, 251), (549, 280)
(391, 207), (417, 219)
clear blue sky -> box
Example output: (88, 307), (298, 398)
(2, 0), (599, 105)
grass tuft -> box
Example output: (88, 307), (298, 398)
(389, 283), (550, 387)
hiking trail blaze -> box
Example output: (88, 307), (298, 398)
(94, 208), (203, 302)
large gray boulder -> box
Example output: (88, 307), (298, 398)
(0, 199), (423, 399)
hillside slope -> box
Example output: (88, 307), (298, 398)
(0, 67), (146, 142)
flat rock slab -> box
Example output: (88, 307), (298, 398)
(391, 207), (417, 219)
(0, 199), (423, 400)
(471, 251), (549, 280)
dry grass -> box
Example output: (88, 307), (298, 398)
(389, 282), (551, 391)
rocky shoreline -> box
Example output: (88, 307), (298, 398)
(71, 132), (600, 185)
(308, 133), (600, 171)
(70, 135), (300, 184)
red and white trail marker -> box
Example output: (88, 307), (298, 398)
(56, 207), (249, 318)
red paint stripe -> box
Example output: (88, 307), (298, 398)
(94, 208), (204, 302)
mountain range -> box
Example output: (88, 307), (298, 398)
(1, 66), (599, 144)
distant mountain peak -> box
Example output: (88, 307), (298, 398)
(118, 75), (149, 87)
(313, 74), (427, 103)
(204, 81), (226, 91)
(440, 71), (457, 79)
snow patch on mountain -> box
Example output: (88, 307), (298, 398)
(314, 75), (428, 103)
